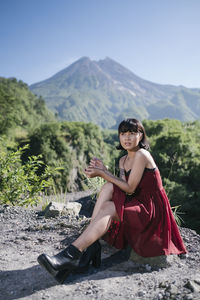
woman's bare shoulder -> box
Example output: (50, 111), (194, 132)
(137, 148), (149, 157)
(134, 149), (148, 162)
(137, 149), (156, 168)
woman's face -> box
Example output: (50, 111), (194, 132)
(119, 131), (142, 150)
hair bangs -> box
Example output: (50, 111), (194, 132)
(118, 120), (139, 134)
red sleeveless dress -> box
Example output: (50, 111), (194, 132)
(103, 168), (187, 257)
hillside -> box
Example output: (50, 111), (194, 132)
(0, 77), (55, 135)
(30, 57), (200, 128)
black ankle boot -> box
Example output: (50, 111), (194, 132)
(53, 241), (101, 283)
(37, 244), (82, 273)
(78, 240), (101, 272)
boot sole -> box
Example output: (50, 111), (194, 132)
(54, 269), (71, 284)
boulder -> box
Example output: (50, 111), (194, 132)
(65, 202), (82, 216)
(129, 248), (179, 268)
(43, 201), (82, 218)
(184, 274), (200, 293)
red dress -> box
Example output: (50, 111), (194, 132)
(103, 168), (187, 257)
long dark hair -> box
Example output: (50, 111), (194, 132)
(116, 118), (150, 150)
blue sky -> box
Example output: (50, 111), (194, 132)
(1, 0), (200, 88)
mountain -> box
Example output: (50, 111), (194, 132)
(29, 57), (200, 128)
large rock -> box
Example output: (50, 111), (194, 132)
(184, 274), (200, 293)
(43, 201), (82, 218)
(129, 248), (179, 268)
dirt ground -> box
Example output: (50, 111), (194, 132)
(0, 195), (200, 300)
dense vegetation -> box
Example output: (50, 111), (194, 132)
(0, 77), (199, 233)
(0, 77), (55, 137)
(144, 119), (200, 233)
(20, 121), (113, 191)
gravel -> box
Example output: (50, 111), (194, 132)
(0, 201), (200, 300)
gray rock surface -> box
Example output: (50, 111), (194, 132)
(43, 201), (82, 218)
(0, 197), (200, 300)
(130, 249), (179, 268)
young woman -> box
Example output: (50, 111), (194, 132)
(38, 118), (187, 282)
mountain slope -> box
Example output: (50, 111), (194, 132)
(0, 77), (55, 135)
(30, 57), (200, 128)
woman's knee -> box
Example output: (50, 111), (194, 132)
(99, 201), (119, 220)
(100, 182), (113, 196)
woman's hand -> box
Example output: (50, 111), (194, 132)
(84, 166), (103, 178)
(89, 157), (107, 171)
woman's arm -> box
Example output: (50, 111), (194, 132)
(85, 151), (147, 194)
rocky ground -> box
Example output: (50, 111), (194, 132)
(0, 193), (200, 300)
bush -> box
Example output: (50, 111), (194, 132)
(0, 145), (55, 206)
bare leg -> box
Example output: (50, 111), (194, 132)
(37, 190), (119, 277)
(91, 182), (113, 221)
(72, 200), (119, 252)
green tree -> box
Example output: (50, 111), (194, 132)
(144, 119), (200, 232)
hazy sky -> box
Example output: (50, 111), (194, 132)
(1, 0), (200, 88)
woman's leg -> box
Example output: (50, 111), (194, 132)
(91, 182), (113, 221)
(37, 186), (119, 275)
(72, 200), (119, 251)
(73, 182), (115, 251)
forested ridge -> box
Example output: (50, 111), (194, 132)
(0, 77), (55, 136)
(0, 77), (199, 233)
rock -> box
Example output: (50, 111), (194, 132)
(194, 275), (200, 285)
(183, 294), (194, 300)
(138, 290), (146, 297)
(145, 264), (152, 271)
(130, 249), (179, 268)
(43, 201), (82, 218)
(164, 291), (170, 297)
(159, 281), (168, 288)
(166, 284), (179, 295)
(157, 293), (163, 300)
(185, 279), (200, 293)
(179, 253), (189, 259)
(65, 202), (82, 216)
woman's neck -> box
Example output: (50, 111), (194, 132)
(126, 146), (140, 157)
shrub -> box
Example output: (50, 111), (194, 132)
(0, 145), (55, 206)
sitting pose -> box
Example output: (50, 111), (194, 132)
(38, 118), (187, 282)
